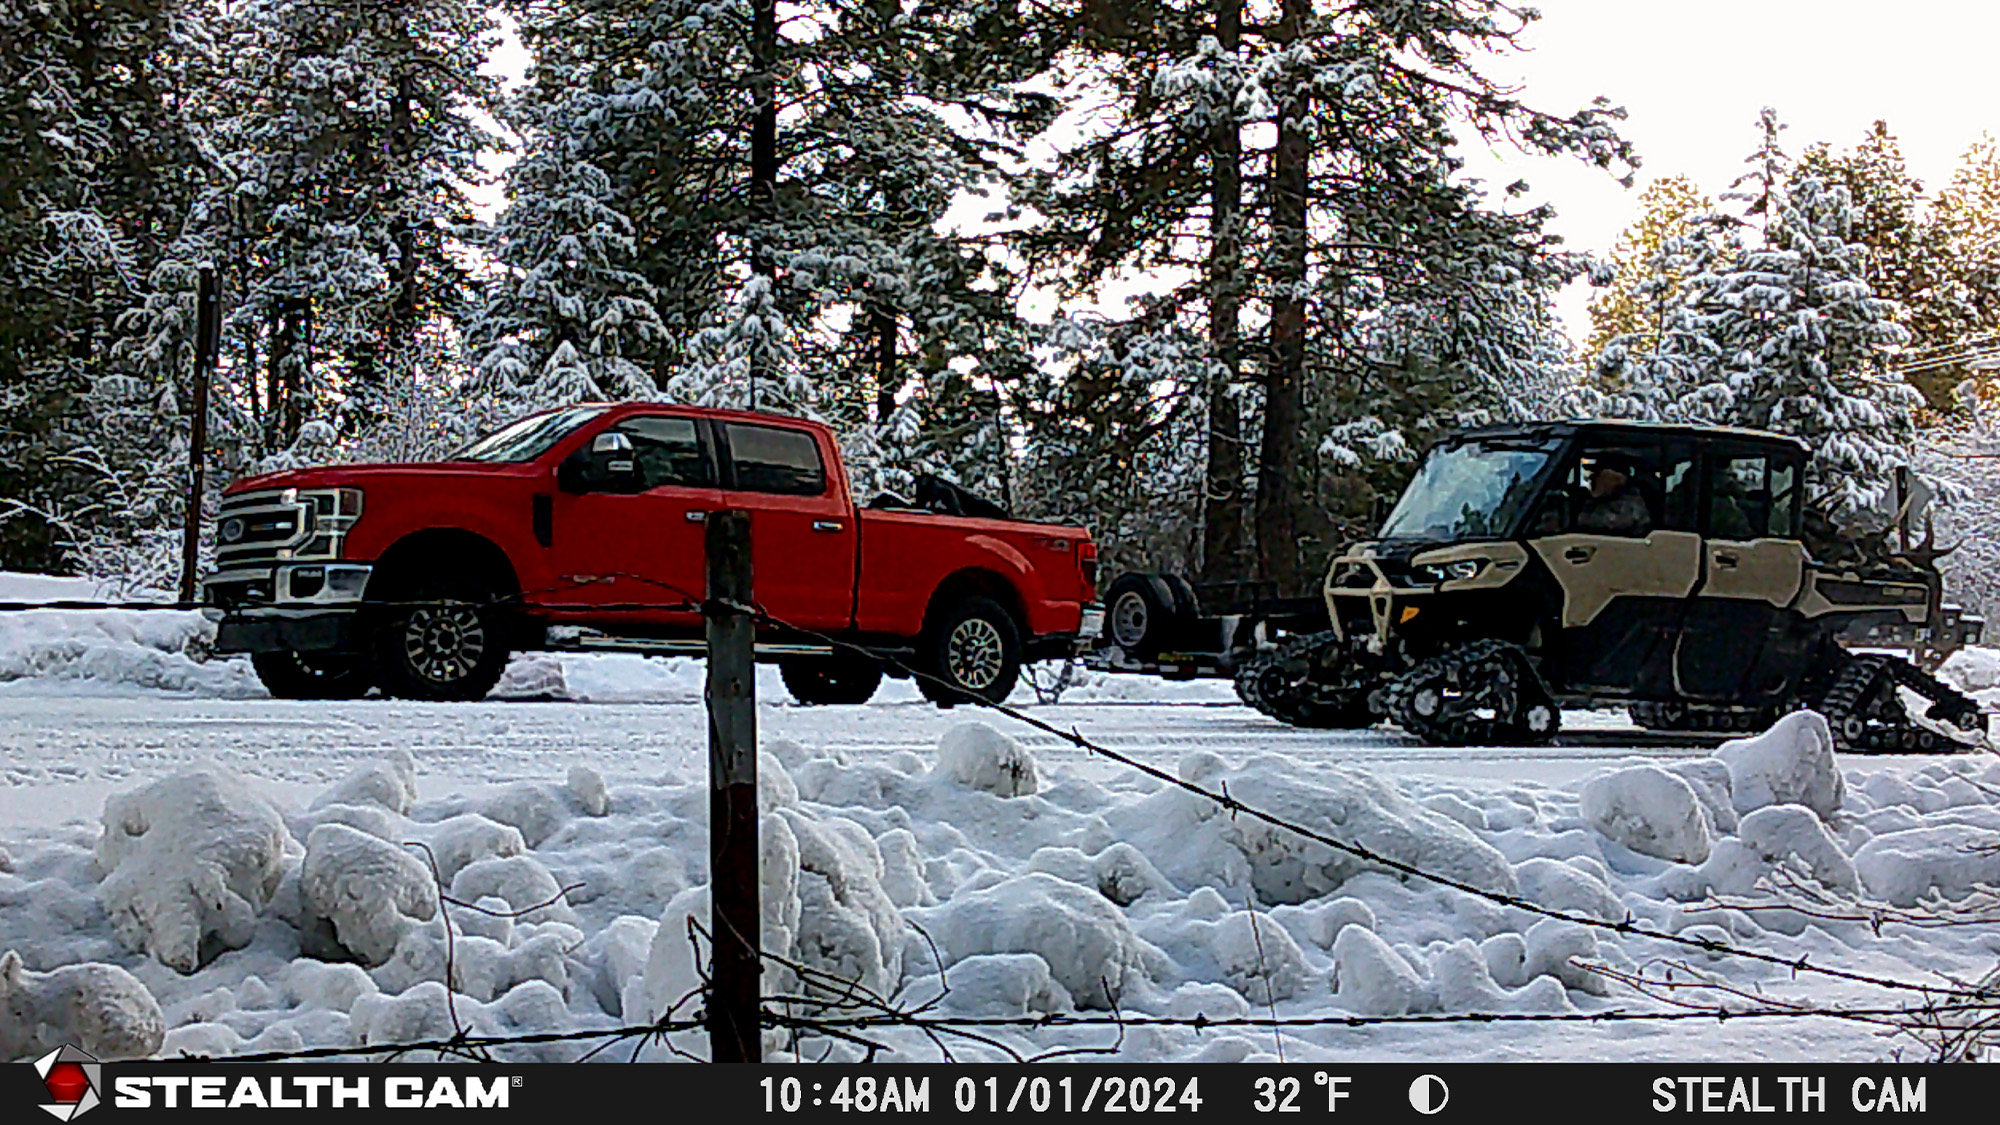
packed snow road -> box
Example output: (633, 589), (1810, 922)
(0, 665), (1789, 825)
(6, 579), (2000, 1065)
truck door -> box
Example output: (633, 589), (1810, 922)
(1676, 444), (1806, 701)
(1531, 436), (1702, 693)
(547, 412), (721, 626)
(717, 420), (859, 633)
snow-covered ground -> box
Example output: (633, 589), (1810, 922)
(2, 572), (1997, 1063)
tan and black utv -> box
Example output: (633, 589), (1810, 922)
(1235, 420), (1986, 751)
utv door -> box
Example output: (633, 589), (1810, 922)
(1675, 445), (1806, 701)
(1530, 437), (1702, 693)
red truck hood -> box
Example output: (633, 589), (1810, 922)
(225, 461), (517, 494)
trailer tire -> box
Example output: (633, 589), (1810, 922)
(781, 656), (884, 705)
(1103, 572), (1182, 660)
(252, 650), (374, 700)
(919, 596), (1022, 706)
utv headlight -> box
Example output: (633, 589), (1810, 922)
(1418, 558), (1484, 583)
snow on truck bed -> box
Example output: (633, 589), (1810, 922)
(2, 570), (1999, 1062)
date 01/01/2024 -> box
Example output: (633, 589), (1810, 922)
(760, 1075), (1211, 1114)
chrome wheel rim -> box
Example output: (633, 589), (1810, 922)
(1109, 591), (1149, 648)
(405, 604), (486, 684)
(947, 618), (1006, 692)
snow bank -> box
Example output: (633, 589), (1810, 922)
(1121, 757), (1518, 906)
(1579, 765), (1712, 864)
(0, 950), (165, 1061)
(910, 873), (1157, 1008)
(933, 722), (1041, 797)
(10, 692), (2000, 1063)
(1714, 711), (1845, 819)
(299, 824), (439, 966)
(1852, 827), (2000, 906)
(97, 770), (293, 972)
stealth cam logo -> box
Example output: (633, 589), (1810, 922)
(32, 1046), (101, 1121)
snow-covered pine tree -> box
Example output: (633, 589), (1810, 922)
(1587, 211), (1737, 424)
(1703, 111), (1918, 520)
(469, 97), (667, 411)
(1585, 176), (1714, 361)
(203, 0), (504, 452)
(498, 0), (1054, 500)
(0, 0), (210, 578)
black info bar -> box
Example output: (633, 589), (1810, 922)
(9, 1063), (1972, 1122)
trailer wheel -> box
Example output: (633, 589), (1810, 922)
(252, 650), (373, 700)
(1103, 572), (1181, 660)
(781, 656), (884, 705)
(919, 596), (1022, 706)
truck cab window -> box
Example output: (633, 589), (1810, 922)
(724, 423), (825, 496)
(611, 415), (712, 490)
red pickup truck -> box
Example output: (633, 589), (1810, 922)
(202, 403), (1100, 705)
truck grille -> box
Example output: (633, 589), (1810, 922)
(214, 490), (319, 569)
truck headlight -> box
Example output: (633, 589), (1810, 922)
(1418, 558), (1484, 583)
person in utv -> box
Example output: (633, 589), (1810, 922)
(1576, 456), (1652, 535)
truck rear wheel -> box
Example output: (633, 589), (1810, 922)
(920, 596), (1022, 707)
(252, 650), (373, 700)
(781, 656), (883, 705)
(370, 575), (511, 702)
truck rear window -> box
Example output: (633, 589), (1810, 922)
(724, 423), (825, 496)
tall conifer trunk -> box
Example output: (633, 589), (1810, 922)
(1199, 0), (1246, 585)
(748, 0), (778, 409)
(1256, 0), (1309, 592)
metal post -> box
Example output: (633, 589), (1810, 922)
(705, 509), (760, 1062)
(179, 266), (220, 605)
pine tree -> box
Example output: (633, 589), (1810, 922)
(1914, 135), (2000, 403)
(1585, 176), (1712, 359)
(1618, 111), (1920, 521)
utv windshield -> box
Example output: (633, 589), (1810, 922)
(449, 406), (609, 463)
(1377, 438), (1559, 541)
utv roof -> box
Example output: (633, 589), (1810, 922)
(1448, 419), (1812, 456)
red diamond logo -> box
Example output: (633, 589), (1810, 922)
(45, 1062), (90, 1104)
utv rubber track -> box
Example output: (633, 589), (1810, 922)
(1382, 639), (1560, 747)
(1233, 631), (1376, 728)
(1813, 651), (1983, 754)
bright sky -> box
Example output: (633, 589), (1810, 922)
(1461, 0), (2000, 343)
(476, 4), (2000, 349)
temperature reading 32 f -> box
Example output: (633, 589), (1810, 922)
(1252, 1074), (1350, 1113)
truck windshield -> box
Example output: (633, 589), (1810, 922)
(1378, 439), (1558, 541)
(449, 406), (609, 463)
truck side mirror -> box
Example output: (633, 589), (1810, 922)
(558, 431), (642, 494)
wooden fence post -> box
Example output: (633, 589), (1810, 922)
(705, 509), (760, 1062)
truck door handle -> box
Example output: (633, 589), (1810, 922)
(685, 510), (707, 522)
(1563, 547), (1594, 563)
(1715, 552), (1739, 567)
(812, 520), (845, 533)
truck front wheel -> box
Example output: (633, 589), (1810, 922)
(370, 576), (511, 702)
(252, 650), (373, 700)
(920, 596), (1022, 707)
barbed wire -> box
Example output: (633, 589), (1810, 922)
(16, 583), (2000, 1061)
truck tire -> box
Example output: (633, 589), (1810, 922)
(919, 596), (1022, 706)
(370, 575), (512, 702)
(1103, 572), (1181, 660)
(781, 656), (884, 705)
(251, 650), (373, 700)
